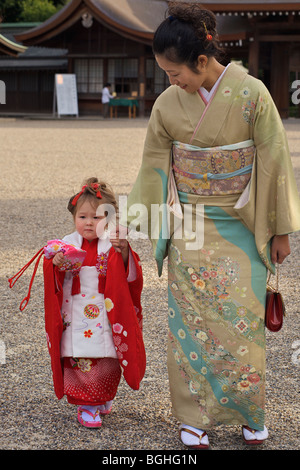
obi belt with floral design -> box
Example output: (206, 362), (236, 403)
(172, 139), (255, 196)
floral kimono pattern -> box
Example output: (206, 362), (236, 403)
(122, 63), (300, 431)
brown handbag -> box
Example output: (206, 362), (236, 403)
(265, 267), (286, 332)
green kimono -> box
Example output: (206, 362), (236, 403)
(123, 63), (300, 430)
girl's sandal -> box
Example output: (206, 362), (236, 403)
(98, 400), (113, 416)
(179, 426), (209, 450)
(242, 425), (268, 445)
(77, 406), (102, 428)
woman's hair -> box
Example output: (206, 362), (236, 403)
(68, 177), (118, 220)
(153, 2), (224, 72)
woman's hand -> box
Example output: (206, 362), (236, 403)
(52, 252), (65, 266)
(271, 234), (290, 264)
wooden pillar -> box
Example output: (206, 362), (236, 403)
(103, 58), (108, 86)
(68, 57), (73, 73)
(270, 43), (290, 119)
(248, 30), (259, 78)
(138, 54), (146, 117)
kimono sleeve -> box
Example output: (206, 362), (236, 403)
(235, 81), (300, 271)
(126, 247), (143, 329)
(121, 97), (174, 275)
(105, 247), (145, 390)
(43, 258), (65, 399)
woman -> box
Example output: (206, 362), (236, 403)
(122, 3), (300, 449)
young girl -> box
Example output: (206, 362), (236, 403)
(42, 177), (145, 428)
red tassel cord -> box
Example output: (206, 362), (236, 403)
(8, 247), (45, 311)
(98, 275), (106, 294)
(71, 272), (81, 295)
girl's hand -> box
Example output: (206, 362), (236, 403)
(271, 234), (291, 265)
(53, 252), (65, 266)
(110, 228), (129, 267)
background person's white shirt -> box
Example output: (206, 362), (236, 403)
(102, 87), (113, 104)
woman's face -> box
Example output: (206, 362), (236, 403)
(155, 54), (207, 93)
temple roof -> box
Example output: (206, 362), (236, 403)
(14, 0), (300, 47)
(194, 0), (300, 5)
(15, 0), (168, 46)
(0, 34), (27, 56)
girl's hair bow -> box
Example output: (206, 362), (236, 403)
(71, 183), (102, 206)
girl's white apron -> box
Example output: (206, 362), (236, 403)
(59, 231), (116, 359)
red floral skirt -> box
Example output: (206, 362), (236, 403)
(63, 357), (121, 405)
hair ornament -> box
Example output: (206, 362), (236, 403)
(202, 21), (212, 41)
(71, 183), (102, 206)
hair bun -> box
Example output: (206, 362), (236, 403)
(168, 2), (217, 39)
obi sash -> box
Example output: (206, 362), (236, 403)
(172, 139), (255, 196)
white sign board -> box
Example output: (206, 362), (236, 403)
(0, 80), (6, 104)
(54, 74), (78, 117)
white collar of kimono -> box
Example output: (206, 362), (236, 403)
(63, 230), (112, 254)
(199, 63), (231, 102)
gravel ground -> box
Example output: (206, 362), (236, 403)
(0, 117), (299, 452)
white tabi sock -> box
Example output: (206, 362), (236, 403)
(243, 425), (268, 441)
(180, 423), (209, 446)
(81, 405), (101, 424)
(98, 400), (113, 413)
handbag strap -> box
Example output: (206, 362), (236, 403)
(267, 264), (279, 293)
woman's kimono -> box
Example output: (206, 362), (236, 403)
(122, 63), (300, 431)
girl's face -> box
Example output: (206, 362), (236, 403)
(155, 54), (208, 93)
(74, 200), (105, 241)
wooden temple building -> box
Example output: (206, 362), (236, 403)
(0, 0), (299, 118)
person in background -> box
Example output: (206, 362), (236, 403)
(101, 83), (114, 118)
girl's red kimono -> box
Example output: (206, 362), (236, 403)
(42, 231), (145, 404)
